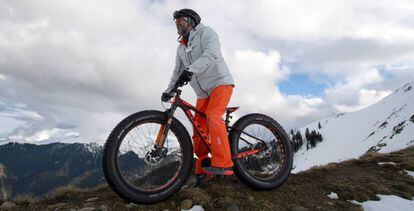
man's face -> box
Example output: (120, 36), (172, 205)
(175, 17), (189, 35)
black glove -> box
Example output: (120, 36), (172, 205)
(177, 69), (193, 86)
(161, 92), (173, 102)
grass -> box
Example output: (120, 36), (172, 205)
(12, 194), (35, 206)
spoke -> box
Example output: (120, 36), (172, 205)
(137, 126), (151, 148)
(125, 135), (145, 149)
(132, 127), (146, 147)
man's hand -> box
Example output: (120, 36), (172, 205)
(177, 69), (193, 86)
(161, 92), (173, 102)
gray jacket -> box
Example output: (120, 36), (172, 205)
(165, 23), (234, 99)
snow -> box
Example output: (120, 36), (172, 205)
(182, 205), (204, 211)
(360, 195), (414, 211)
(327, 192), (339, 200)
(405, 170), (414, 179)
(348, 200), (362, 205)
(377, 162), (396, 165)
(0, 135), (105, 146)
(293, 82), (414, 173)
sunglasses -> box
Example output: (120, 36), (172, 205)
(175, 17), (189, 24)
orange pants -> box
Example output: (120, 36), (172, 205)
(193, 85), (234, 174)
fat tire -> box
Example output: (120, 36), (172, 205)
(102, 110), (193, 204)
(229, 113), (293, 190)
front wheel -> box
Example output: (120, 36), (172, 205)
(229, 113), (293, 190)
(102, 110), (193, 204)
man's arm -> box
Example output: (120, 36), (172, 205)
(165, 49), (184, 93)
(188, 27), (221, 74)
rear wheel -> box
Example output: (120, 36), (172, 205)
(229, 113), (293, 190)
(102, 110), (193, 204)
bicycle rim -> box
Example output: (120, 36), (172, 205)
(115, 120), (183, 193)
(236, 122), (286, 181)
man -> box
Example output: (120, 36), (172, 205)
(161, 9), (235, 186)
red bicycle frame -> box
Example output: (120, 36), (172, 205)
(155, 88), (267, 160)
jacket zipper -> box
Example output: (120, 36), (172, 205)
(186, 49), (209, 96)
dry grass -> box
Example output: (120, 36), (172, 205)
(12, 194), (35, 206)
(52, 185), (80, 201)
(11, 146), (414, 210)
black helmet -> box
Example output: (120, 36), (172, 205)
(173, 9), (201, 26)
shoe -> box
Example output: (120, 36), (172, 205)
(194, 174), (214, 187)
(203, 166), (234, 176)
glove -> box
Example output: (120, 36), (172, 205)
(161, 92), (173, 102)
(177, 69), (193, 86)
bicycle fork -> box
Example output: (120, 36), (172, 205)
(155, 103), (179, 149)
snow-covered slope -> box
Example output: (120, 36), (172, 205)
(293, 82), (414, 173)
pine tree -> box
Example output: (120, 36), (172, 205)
(305, 128), (310, 150)
(318, 122), (322, 129)
(290, 129), (299, 152)
(309, 130), (316, 148)
(297, 131), (303, 147)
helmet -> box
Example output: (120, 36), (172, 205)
(173, 9), (201, 26)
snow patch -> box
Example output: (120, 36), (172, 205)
(182, 205), (204, 211)
(377, 162), (396, 165)
(360, 195), (414, 211)
(404, 170), (414, 179)
(348, 200), (362, 205)
(327, 192), (339, 200)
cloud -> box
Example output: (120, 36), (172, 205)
(228, 49), (331, 127)
(0, 0), (413, 140)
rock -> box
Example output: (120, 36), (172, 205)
(180, 199), (193, 210)
(126, 203), (138, 209)
(100, 205), (109, 211)
(86, 197), (99, 202)
(292, 207), (309, 211)
(326, 201), (335, 206)
(1, 202), (17, 209)
(226, 203), (240, 211)
(47, 203), (67, 210)
(83, 203), (93, 207)
(79, 207), (96, 211)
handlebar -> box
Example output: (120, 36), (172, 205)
(171, 80), (190, 95)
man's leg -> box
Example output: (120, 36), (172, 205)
(193, 98), (210, 175)
(204, 85), (234, 173)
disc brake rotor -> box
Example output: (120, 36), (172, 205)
(144, 145), (168, 166)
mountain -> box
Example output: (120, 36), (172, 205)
(0, 142), (105, 198)
(293, 82), (414, 173)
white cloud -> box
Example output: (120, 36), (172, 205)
(333, 89), (392, 113)
(0, 0), (413, 140)
(229, 49), (329, 127)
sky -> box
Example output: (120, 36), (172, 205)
(0, 0), (414, 143)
